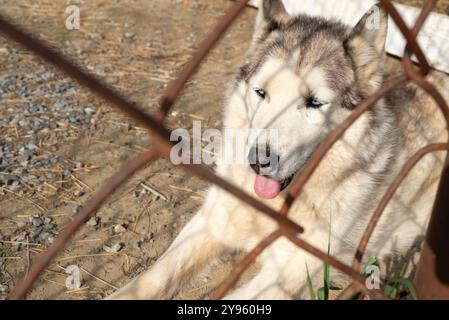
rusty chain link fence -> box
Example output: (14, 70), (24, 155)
(1, 0), (448, 300)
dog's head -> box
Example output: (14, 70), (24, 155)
(239, 0), (388, 199)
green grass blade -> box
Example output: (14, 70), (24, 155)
(317, 287), (325, 300)
(322, 216), (331, 300)
(384, 282), (398, 299)
(305, 263), (316, 300)
(323, 261), (330, 300)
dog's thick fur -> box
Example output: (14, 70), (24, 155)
(109, 1), (448, 299)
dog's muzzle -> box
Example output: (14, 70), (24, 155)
(247, 145), (296, 199)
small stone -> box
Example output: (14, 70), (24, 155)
(54, 100), (68, 109)
(113, 224), (126, 234)
(41, 71), (54, 80)
(9, 181), (20, 191)
(103, 243), (124, 253)
(37, 230), (52, 243)
(31, 217), (43, 227)
(30, 227), (43, 241)
(84, 107), (95, 114)
(124, 32), (136, 40)
(87, 216), (99, 227)
(26, 143), (38, 150)
(90, 32), (103, 41)
(134, 189), (147, 198)
(74, 190), (85, 197)
(72, 206), (81, 215)
(18, 119), (28, 127)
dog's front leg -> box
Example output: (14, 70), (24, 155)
(107, 211), (226, 299)
(222, 236), (325, 300)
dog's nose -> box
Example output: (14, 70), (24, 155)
(247, 145), (279, 175)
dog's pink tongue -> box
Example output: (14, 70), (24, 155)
(254, 175), (281, 199)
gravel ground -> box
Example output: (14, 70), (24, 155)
(0, 70), (99, 195)
(0, 0), (448, 300)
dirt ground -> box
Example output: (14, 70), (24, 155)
(0, 0), (448, 300)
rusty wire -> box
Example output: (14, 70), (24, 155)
(1, 0), (448, 300)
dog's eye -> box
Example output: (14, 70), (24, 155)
(305, 96), (325, 109)
(254, 88), (266, 99)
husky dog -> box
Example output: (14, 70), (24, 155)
(109, 0), (448, 299)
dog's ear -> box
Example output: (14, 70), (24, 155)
(250, 0), (288, 53)
(262, 0), (288, 21)
(344, 4), (388, 93)
(255, 0), (288, 33)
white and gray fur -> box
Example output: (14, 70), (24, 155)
(109, 0), (448, 299)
